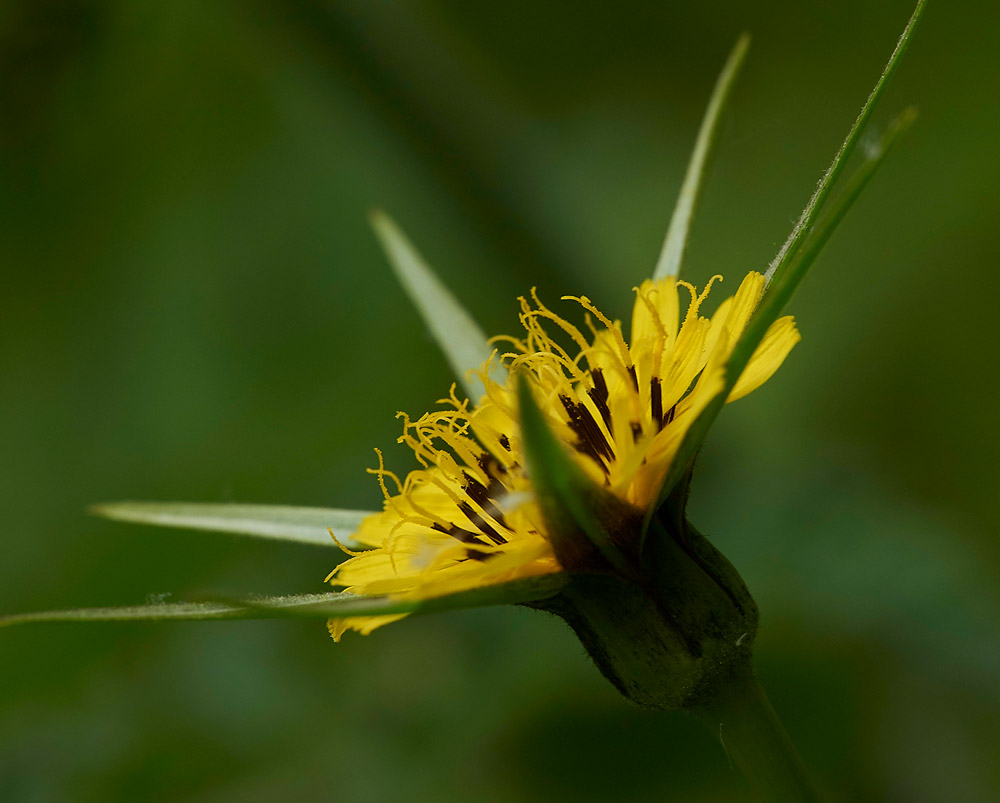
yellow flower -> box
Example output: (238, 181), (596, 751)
(326, 271), (799, 639)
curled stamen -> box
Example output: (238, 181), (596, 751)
(635, 285), (668, 377)
(563, 295), (633, 372)
(328, 527), (365, 558)
(367, 448), (405, 517)
(528, 288), (592, 356)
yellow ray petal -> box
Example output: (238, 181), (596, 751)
(728, 316), (800, 402)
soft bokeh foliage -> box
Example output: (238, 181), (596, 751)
(1, 1), (997, 800)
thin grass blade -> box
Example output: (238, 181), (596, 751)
(0, 575), (569, 628)
(91, 501), (373, 549)
(654, 33), (751, 281)
(370, 209), (500, 401)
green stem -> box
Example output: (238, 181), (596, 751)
(694, 670), (822, 802)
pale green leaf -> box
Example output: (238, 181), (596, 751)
(0, 575), (569, 628)
(653, 33), (751, 281)
(370, 209), (501, 401)
(91, 501), (373, 550)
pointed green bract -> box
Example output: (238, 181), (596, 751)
(764, 0), (927, 284)
(740, 109), (917, 369)
(0, 597), (309, 627)
(653, 33), (751, 281)
(0, 575), (569, 628)
(226, 574), (569, 620)
(645, 109), (917, 537)
(516, 375), (632, 575)
(91, 501), (373, 550)
(370, 209), (501, 402)
(640, 1), (927, 539)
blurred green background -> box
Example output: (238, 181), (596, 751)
(2, 1), (997, 800)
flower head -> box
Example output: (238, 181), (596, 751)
(327, 271), (798, 639)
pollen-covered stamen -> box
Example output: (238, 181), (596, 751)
(677, 276), (722, 324)
(434, 418), (479, 458)
(395, 413), (434, 468)
(569, 297), (644, 420)
(488, 334), (527, 356)
(518, 296), (581, 370)
(512, 346), (588, 391)
(400, 412), (477, 474)
(398, 403), (515, 498)
(367, 448), (407, 516)
(527, 288), (592, 356)
(635, 284), (669, 377)
(565, 294), (632, 370)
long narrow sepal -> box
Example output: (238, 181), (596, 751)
(515, 374), (633, 575)
(764, 0), (927, 284)
(653, 33), (751, 281)
(645, 109), (917, 537)
(0, 575), (569, 628)
(91, 501), (374, 550)
(370, 209), (501, 401)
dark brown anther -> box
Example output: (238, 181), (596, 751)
(650, 377), (664, 429)
(559, 394), (615, 468)
(463, 470), (511, 530)
(663, 404), (676, 425)
(588, 369), (613, 430)
(457, 501), (507, 545)
(431, 521), (493, 548)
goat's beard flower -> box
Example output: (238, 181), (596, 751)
(327, 271), (799, 639)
